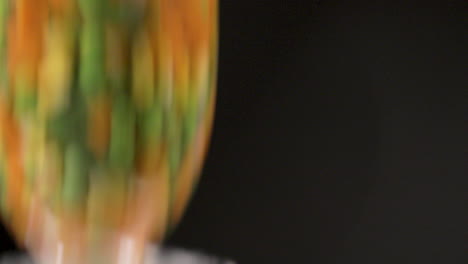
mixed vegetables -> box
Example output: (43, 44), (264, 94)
(0, 0), (217, 261)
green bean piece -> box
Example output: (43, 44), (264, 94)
(47, 111), (69, 145)
(62, 144), (89, 208)
(78, 0), (105, 22)
(0, 0), (8, 18)
(109, 95), (135, 172)
(182, 101), (200, 154)
(13, 79), (36, 117)
(80, 25), (105, 98)
(47, 99), (87, 147)
(132, 30), (155, 111)
(167, 109), (182, 178)
(140, 102), (164, 147)
(0, 0), (9, 88)
(0, 1), (8, 44)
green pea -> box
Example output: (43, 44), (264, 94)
(109, 96), (135, 172)
(78, 0), (105, 22)
(182, 107), (199, 155)
(14, 87), (37, 117)
(47, 111), (69, 144)
(69, 99), (88, 145)
(140, 102), (164, 147)
(47, 101), (87, 146)
(62, 144), (89, 208)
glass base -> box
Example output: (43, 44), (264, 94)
(0, 246), (235, 264)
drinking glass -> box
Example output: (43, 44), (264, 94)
(0, 0), (218, 263)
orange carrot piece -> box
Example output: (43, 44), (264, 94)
(7, 17), (17, 82)
(14, 0), (46, 84)
(2, 109), (25, 223)
(170, 10), (190, 104)
(87, 96), (111, 159)
(48, 0), (69, 12)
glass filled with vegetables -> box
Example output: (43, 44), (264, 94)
(0, 0), (217, 263)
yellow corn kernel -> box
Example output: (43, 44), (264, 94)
(37, 20), (74, 117)
(35, 141), (63, 205)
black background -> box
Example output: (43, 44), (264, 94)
(2, 0), (467, 263)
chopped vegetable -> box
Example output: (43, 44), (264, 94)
(140, 101), (164, 147)
(87, 95), (111, 159)
(132, 29), (155, 110)
(0, 0), (10, 89)
(105, 25), (127, 91)
(62, 144), (89, 208)
(108, 95), (135, 172)
(0, 0), (218, 261)
(38, 19), (74, 117)
(78, 0), (104, 22)
(79, 25), (105, 98)
(166, 108), (182, 178)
